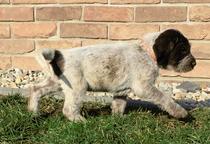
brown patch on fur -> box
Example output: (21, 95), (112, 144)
(106, 56), (120, 81)
(97, 79), (106, 91)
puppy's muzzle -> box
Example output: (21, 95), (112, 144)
(177, 54), (196, 72)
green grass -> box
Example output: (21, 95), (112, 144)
(0, 95), (210, 144)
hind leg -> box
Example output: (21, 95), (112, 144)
(111, 89), (131, 115)
(28, 51), (60, 113)
(111, 96), (127, 115)
(132, 82), (188, 119)
(28, 77), (59, 113)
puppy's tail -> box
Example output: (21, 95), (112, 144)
(42, 48), (71, 88)
(42, 48), (56, 61)
(42, 48), (65, 77)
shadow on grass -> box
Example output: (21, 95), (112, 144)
(82, 98), (198, 123)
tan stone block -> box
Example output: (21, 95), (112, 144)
(136, 7), (187, 22)
(36, 39), (82, 49)
(0, 7), (33, 22)
(0, 40), (34, 54)
(60, 23), (107, 39)
(12, 23), (57, 38)
(162, 24), (210, 40)
(37, 7), (82, 21)
(110, 24), (159, 40)
(84, 6), (134, 22)
(0, 24), (10, 38)
(12, 56), (42, 71)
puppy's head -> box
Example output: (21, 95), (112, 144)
(152, 29), (196, 73)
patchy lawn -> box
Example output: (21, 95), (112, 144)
(0, 95), (210, 144)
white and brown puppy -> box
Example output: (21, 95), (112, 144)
(28, 29), (196, 122)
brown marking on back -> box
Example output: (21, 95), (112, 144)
(106, 55), (121, 81)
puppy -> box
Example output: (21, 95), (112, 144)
(28, 29), (196, 122)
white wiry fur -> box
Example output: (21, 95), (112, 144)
(28, 41), (188, 122)
(42, 48), (55, 61)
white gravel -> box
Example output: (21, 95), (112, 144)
(0, 68), (46, 88)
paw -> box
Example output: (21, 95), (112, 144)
(66, 114), (86, 122)
(111, 108), (124, 116)
(111, 98), (126, 116)
(27, 94), (38, 113)
(169, 104), (188, 119)
(27, 102), (38, 114)
(173, 107), (188, 119)
(63, 107), (86, 122)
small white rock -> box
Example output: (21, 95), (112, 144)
(174, 92), (186, 100)
(15, 77), (22, 84)
(10, 82), (17, 88)
(173, 88), (183, 94)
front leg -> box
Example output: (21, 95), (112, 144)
(60, 72), (87, 122)
(132, 82), (188, 119)
(62, 87), (86, 122)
